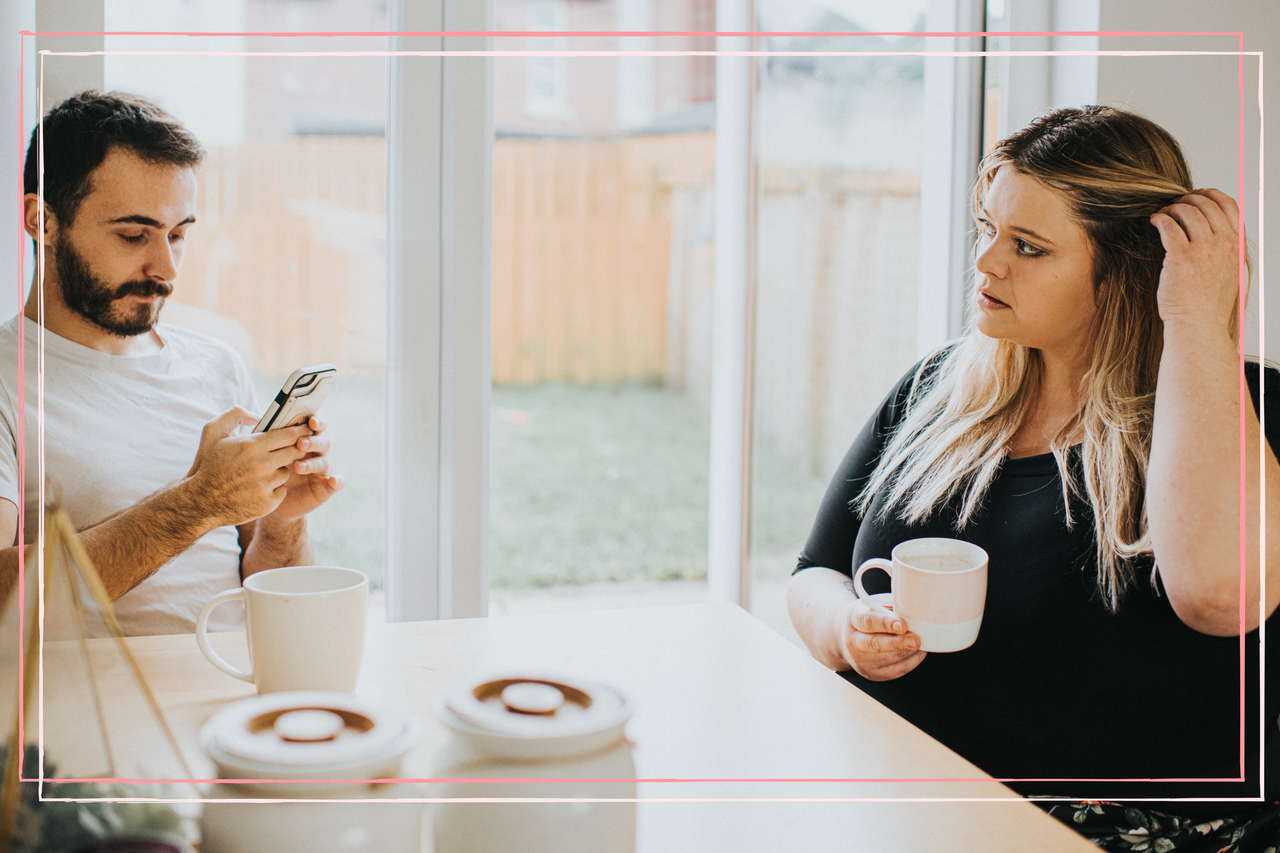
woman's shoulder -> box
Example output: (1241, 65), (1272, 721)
(1245, 357), (1278, 382)
(894, 342), (960, 402)
(869, 343), (963, 434)
(1245, 359), (1278, 446)
(1244, 358), (1278, 406)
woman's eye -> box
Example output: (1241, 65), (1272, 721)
(1016, 239), (1043, 256)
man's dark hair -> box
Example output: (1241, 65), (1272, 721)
(23, 90), (205, 228)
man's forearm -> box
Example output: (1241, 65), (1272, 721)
(0, 543), (35, 611)
(0, 483), (219, 603)
(240, 514), (312, 580)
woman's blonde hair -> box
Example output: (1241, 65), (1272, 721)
(856, 105), (1235, 610)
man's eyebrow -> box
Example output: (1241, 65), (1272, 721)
(978, 207), (1056, 247)
(107, 214), (197, 228)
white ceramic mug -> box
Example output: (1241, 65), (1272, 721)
(195, 566), (368, 694)
(853, 538), (988, 653)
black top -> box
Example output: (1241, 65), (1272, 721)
(796, 354), (1278, 810)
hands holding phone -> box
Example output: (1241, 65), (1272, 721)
(274, 413), (344, 521)
(184, 363), (343, 535)
(185, 407), (344, 529)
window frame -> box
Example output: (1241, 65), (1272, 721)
(385, 0), (492, 621)
(710, 0), (989, 607)
(25, 0), (995, 620)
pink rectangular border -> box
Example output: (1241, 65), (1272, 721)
(13, 29), (1264, 806)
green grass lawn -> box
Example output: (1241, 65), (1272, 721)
(490, 382), (711, 586)
(493, 381), (830, 588)
(268, 376), (830, 592)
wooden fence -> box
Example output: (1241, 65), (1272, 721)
(175, 136), (388, 377)
(491, 133), (713, 383)
(173, 133), (713, 383)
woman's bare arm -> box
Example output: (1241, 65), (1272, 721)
(1147, 189), (1280, 635)
(787, 566), (926, 680)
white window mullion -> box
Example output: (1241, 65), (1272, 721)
(707, 0), (753, 608)
(440, 0), (492, 620)
(917, 0), (986, 352)
(385, 5), (444, 622)
(385, 0), (491, 622)
(994, 0), (1100, 142)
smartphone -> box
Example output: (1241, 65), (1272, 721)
(253, 363), (337, 433)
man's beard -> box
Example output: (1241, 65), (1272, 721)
(54, 237), (172, 338)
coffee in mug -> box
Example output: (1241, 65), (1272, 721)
(195, 565), (368, 694)
(853, 538), (988, 653)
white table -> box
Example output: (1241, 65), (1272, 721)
(45, 603), (1096, 852)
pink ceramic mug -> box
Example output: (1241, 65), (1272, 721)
(853, 538), (988, 653)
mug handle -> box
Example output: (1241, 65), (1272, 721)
(853, 558), (895, 614)
(195, 588), (254, 684)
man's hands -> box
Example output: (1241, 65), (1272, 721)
(273, 415), (344, 522)
(0, 406), (345, 606)
(185, 407), (343, 530)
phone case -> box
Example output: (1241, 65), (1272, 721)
(253, 363), (337, 433)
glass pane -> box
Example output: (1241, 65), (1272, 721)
(982, 0), (1005, 153)
(749, 1), (930, 645)
(102, 3), (389, 608)
(489, 0), (717, 616)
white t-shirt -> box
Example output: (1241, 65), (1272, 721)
(0, 314), (257, 636)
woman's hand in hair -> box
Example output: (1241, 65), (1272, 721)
(1150, 188), (1244, 333)
(1146, 187), (1278, 635)
(834, 599), (928, 681)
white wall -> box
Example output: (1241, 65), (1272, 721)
(102, 0), (249, 148)
(995, 0), (1271, 358)
(34, 0), (102, 111)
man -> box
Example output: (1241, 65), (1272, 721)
(0, 91), (343, 635)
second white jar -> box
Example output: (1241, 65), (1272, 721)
(431, 673), (636, 853)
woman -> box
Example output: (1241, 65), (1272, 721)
(788, 106), (1280, 851)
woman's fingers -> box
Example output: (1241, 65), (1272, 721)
(1188, 188), (1241, 234)
(860, 648), (928, 681)
(1149, 211), (1188, 251)
(847, 632), (927, 680)
(851, 604), (908, 637)
(841, 602), (926, 681)
(1155, 199), (1213, 243)
(851, 627), (920, 655)
(1155, 190), (1241, 242)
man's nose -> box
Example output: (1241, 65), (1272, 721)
(145, 238), (179, 282)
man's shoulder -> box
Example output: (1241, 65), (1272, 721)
(0, 313), (26, 351)
(154, 322), (249, 368)
(153, 322), (258, 408)
(0, 314), (28, 391)
(0, 316), (27, 437)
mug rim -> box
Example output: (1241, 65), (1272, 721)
(890, 537), (987, 574)
(243, 565), (368, 595)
